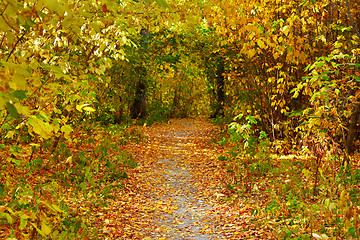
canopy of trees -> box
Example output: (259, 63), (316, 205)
(0, 0), (359, 238)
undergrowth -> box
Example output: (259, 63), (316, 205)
(0, 122), (142, 239)
(216, 114), (360, 239)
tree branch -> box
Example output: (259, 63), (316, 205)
(6, 31), (27, 62)
(346, 0), (360, 39)
(0, 33), (5, 49)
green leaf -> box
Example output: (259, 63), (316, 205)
(88, 74), (97, 81)
(0, 212), (13, 224)
(60, 125), (73, 139)
(41, 221), (52, 235)
(52, 230), (59, 238)
(349, 226), (357, 237)
(38, 113), (50, 122)
(259, 131), (267, 139)
(30, 222), (43, 236)
(246, 116), (257, 124)
(1, 124), (11, 130)
(155, 0), (169, 8)
(6, 102), (19, 119)
(45, 0), (59, 11)
(81, 89), (89, 97)
(51, 204), (63, 213)
(80, 182), (87, 193)
(234, 113), (244, 121)
(23, 22), (31, 32)
(12, 90), (27, 100)
(59, 231), (68, 240)
(0, 183), (5, 197)
(20, 218), (28, 230)
(7, 157), (21, 165)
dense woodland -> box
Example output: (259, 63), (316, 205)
(0, 0), (360, 239)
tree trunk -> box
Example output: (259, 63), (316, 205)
(130, 81), (147, 119)
(130, 28), (149, 120)
(112, 96), (123, 124)
(211, 58), (225, 118)
(345, 102), (360, 162)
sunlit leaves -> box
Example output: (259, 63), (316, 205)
(76, 104), (95, 113)
(154, 0), (169, 8)
(60, 124), (73, 139)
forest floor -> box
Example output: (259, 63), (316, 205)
(101, 118), (273, 239)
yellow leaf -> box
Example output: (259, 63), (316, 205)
(344, 219), (351, 230)
(76, 104), (95, 112)
(90, 21), (103, 33)
(4, 4), (17, 16)
(281, 25), (290, 36)
(0, 19), (12, 32)
(248, 31), (256, 40)
(41, 221), (52, 235)
(14, 103), (30, 116)
(248, 49), (256, 58)
(6, 31), (15, 44)
(45, 0), (59, 12)
(28, 117), (53, 139)
(155, 0), (169, 8)
(65, 156), (72, 164)
(29, 143), (41, 147)
(76, 104), (83, 112)
(83, 106), (95, 112)
(51, 204), (63, 213)
(302, 169), (310, 177)
(257, 39), (265, 49)
(316, 35), (326, 43)
(9, 64), (30, 90)
(60, 125), (73, 139)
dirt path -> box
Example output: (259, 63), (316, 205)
(144, 120), (222, 239)
(103, 118), (265, 239)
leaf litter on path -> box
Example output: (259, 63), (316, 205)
(102, 118), (272, 239)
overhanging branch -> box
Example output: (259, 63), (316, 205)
(346, 0), (360, 39)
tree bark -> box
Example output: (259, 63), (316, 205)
(345, 102), (360, 159)
(130, 80), (147, 119)
(211, 58), (225, 118)
(130, 28), (149, 119)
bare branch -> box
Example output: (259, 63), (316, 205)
(6, 31), (27, 62)
(346, 0), (360, 39)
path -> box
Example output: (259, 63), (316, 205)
(144, 120), (222, 239)
(102, 118), (266, 239)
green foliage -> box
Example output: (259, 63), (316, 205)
(146, 103), (172, 125)
(293, 41), (360, 152)
(0, 125), (140, 239)
(228, 114), (270, 160)
(217, 114), (272, 193)
(0, 0), (359, 238)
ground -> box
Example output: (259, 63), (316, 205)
(100, 118), (272, 239)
